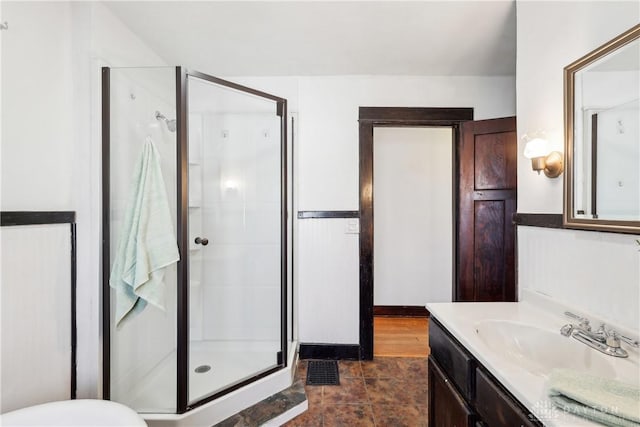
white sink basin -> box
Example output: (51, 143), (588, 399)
(474, 320), (617, 378)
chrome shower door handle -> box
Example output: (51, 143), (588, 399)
(194, 237), (209, 246)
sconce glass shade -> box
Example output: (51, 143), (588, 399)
(523, 137), (550, 159)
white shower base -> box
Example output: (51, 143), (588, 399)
(120, 340), (281, 413)
(129, 341), (298, 427)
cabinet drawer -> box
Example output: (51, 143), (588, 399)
(429, 319), (475, 400)
(429, 356), (475, 427)
(474, 368), (540, 427)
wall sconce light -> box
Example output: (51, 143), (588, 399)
(523, 136), (564, 178)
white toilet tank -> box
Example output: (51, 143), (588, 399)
(0, 399), (147, 426)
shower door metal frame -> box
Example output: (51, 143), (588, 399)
(102, 66), (289, 414)
(177, 69), (289, 413)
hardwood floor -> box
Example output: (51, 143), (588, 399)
(373, 316), (430, 358)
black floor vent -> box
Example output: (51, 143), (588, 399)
(306, 360), (340, 386)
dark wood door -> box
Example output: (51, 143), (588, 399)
(457, 117), (517, 302)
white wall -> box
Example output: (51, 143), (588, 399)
(516, 1), (639, 214)
(231, 75), (515, 344)
(297, 76), (515, 211)
(1, 1), (75, 210)
(293, 75), (515, 344)
(516, 1), (640, 331)
(1, 1), (170, 400)
(1, 2), (80, 405)
(373, 127), (453, 306)
(228, 75), (514, 344)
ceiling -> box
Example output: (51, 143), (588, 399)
(104, 1), (516, 77)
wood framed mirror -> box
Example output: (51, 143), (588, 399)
(564, 24), (640, 234)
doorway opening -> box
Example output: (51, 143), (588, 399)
(358, 107), (474, 360)
(372, 126), (453, 358)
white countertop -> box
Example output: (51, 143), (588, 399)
(426, 296), (640, 427)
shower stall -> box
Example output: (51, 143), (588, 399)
(101, 66), (293, 416)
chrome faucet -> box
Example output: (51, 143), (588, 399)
(560, 312), (639, 358)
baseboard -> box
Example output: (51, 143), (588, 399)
(298, 343), (360, 360)
(373, 305), (430, 317)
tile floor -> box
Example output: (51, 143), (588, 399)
(283, 357), (428, 427)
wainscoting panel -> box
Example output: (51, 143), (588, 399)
(1, 223), (74, 412)
(518, 225), (639, 331)
(297, 218), (360, 344)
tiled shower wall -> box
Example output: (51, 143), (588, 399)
(199, 113), (282, 343)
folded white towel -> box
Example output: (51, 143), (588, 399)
(548, 368), (640, 427)
(109, 137), (180, 327)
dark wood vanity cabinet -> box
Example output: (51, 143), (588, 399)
(428, 319), (542, 427)
(429, 355), (476, 427)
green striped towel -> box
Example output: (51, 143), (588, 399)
(109, 137), (180, 327)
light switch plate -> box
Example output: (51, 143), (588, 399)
(345, 219), (360, 234)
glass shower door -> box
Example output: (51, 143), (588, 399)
(186, 73), (286, 405)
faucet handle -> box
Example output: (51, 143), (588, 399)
(605, 330), (621, 348)
(565, 311), (585, 321)
(560, 324), (574, 337)
(565, 312), (591, 330)
(617, 333), (640, 348)
(596, 322), (609, 336)
(603, 328), (639, 348)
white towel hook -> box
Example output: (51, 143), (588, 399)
(0, 22), (8, 30)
